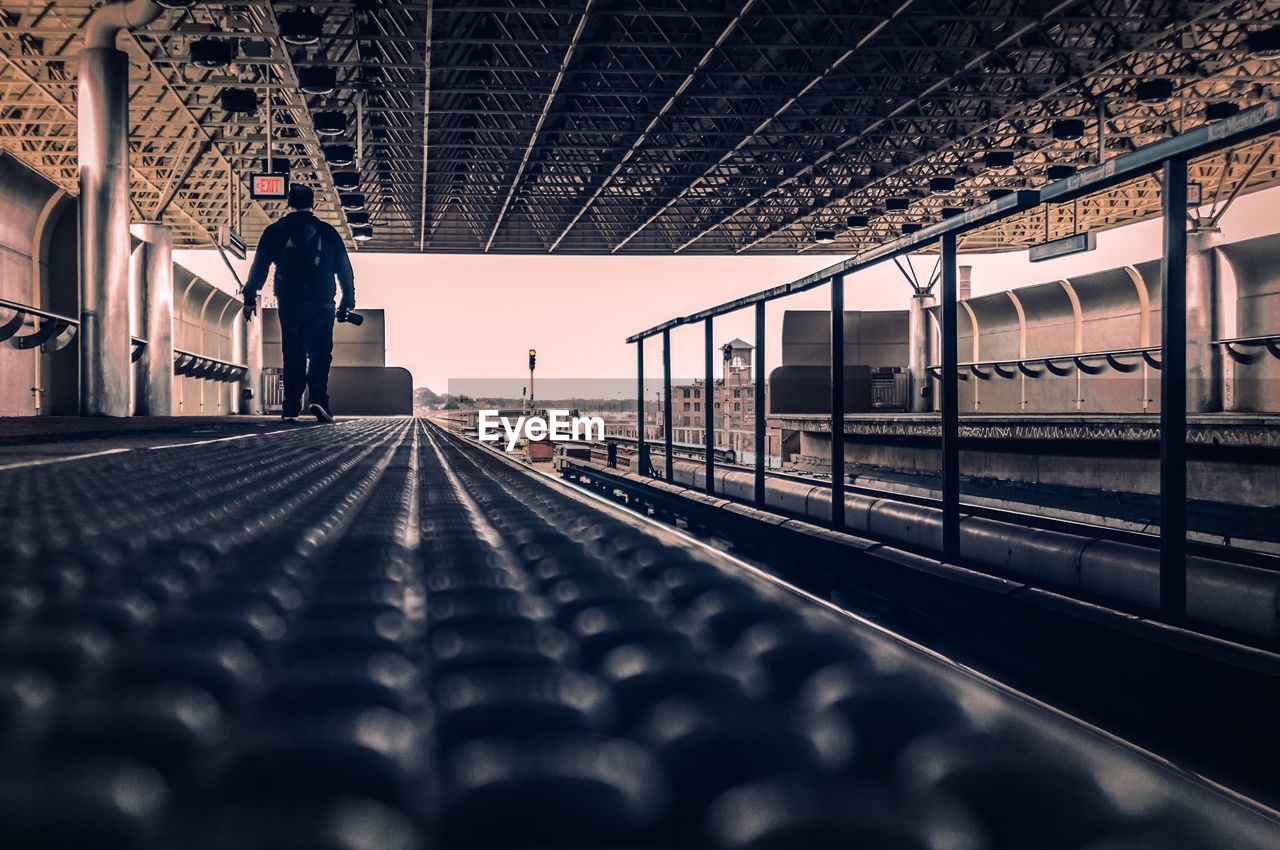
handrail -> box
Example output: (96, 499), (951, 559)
(926, 345), (1163, 379)
(1215, 333), (1280, 347)
(173, 347), (246, 372)
(625, 100), (1280, 343)
(1215, 333), (1280, 364)
(2, 296), (245, 380)
(0, 296), (77, 325)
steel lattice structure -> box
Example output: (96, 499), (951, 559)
(0, 0), (1276, 253)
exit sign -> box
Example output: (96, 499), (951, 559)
(249, 172), (289, 200)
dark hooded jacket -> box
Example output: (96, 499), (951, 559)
(243, 210), (355, 312)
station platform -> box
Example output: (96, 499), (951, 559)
(0, 416), (299, 468)
(1, 417), (1279, 849)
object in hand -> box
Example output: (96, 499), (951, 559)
(337, 310), (364, 326)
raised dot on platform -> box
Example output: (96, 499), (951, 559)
(441, 733), (668, 849)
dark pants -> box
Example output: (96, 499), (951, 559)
(279, 304), (335, 416)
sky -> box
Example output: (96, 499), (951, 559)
(175, 185), (1280, 395)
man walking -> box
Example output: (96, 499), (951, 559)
(243, 185), (355, 423)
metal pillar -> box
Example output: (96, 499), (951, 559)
(1185, 226), (1223, 413)
(635, 341), (648, 475)
(230, 314), (244, 414)
(238, 305), (263, 415)
(704, 317), (715, 495)
(830, 275), (845, 529)
(908, 291), (936, 413)
(78, 47), (133, 416)
(1160, 157), (1188, 621)
(754, 301), (766, 505)
(940, 232), (960, 561)
(662, 328), (674, 483)
(128, 223), (173, 416)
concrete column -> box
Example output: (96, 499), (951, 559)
(1185, 226), (1223, 413)
(238, 309), (263, 414)
(78, 47), (133, 416)
(129, 223), (173, 416)
(908, 292), (936, 412)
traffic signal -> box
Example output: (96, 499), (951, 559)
(529, 349), (537, 371)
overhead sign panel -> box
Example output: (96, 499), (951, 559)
(1029, 231), (1097, 263)
(249, 172), (289, 200)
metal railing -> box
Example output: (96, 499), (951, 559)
(1, 297), (244, 383)
(928, 345), (1162, 381)
(0, 296), (78, 352)
(625, 100), (1280, 625)
(1218, 333), (1280, 364)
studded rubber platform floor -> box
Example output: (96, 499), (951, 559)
(0, 418), (1276, 849)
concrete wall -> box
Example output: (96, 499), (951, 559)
(261, 308), (387, 368)
(773, 234), (1280, 416)
(946, 258), (1165, 413)
(1220, 233), (1280, 412)
(0, 153), (67, 415)
(0, 152), (243, 416)
(173, 264), (240, 416)
(780, 309), (908, 367)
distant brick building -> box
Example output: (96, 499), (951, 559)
(662, 338), (779, 461)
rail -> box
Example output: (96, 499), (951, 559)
(1217, 333), (1280, 364)
(927, 345), (1163, 380)
(1, 297), (244, 381)
(173, 347), (247, 383)
(0, 296), (79, 352)
(624, 99), (1280, 626)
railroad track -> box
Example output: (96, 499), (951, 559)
(0, 417), (1276, 849)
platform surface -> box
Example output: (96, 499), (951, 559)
(1, 417), (1277, 849)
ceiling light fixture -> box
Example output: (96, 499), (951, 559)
(219, 88), (257, 114)
(278, 11), (323, 46)
(314, 111), (347, 136)
(1052, 119), (1085, 140)
(189, 37), (232, 69)
(985, 151), (1016, 169)
(297, 67), (337, 95)
(1246, 24), (1280, 59)
(1203, 102), (1239, 121)
(324, 145), (355, 166)
(1134, 79), (1174, 103)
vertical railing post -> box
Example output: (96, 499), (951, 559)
(754, 300), (767, 505)
(662, 327), (674, 483)
(704, 317), (715, 494)
(636, 339), (648, 475)
(831, 275), (846, 529)
(940, 231), (961, 561)
(1160, 156), (1188, 621)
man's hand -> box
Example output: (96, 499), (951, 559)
(242, 301), (257, 323)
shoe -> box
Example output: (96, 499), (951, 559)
(281, 414), (299, 423)
(309, 403), (335, 423)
